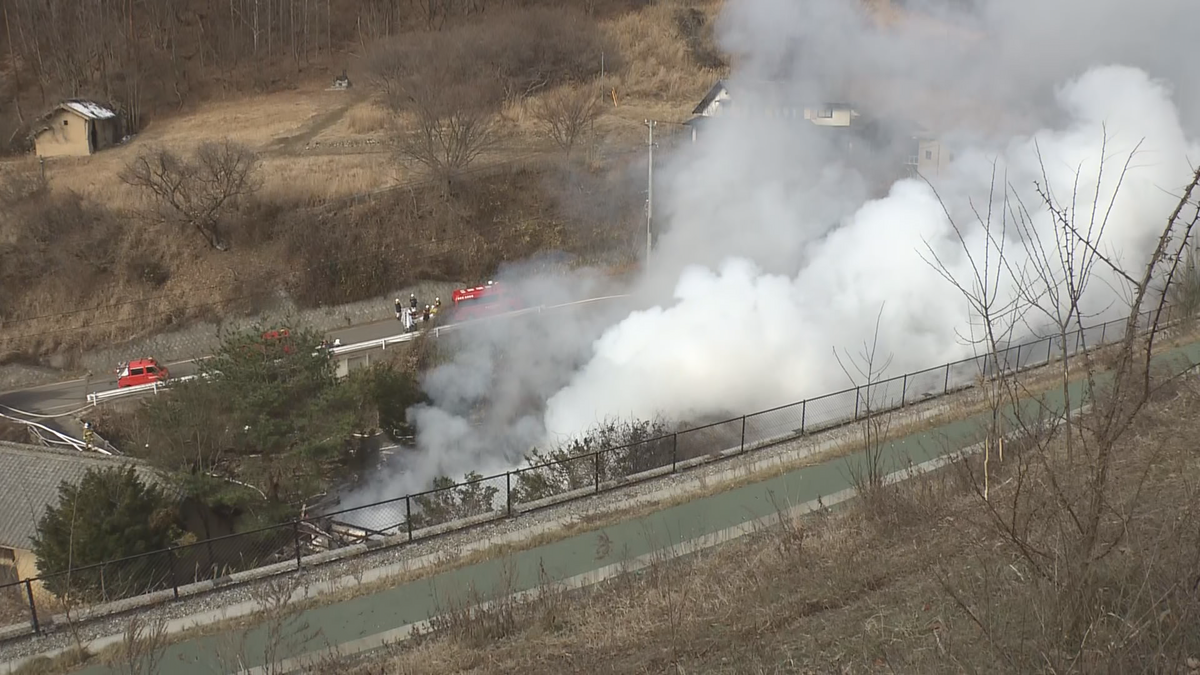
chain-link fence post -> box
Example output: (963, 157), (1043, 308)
(292, 521), (302, 569)
(406, 495), (413, 542)
(506, 472), (512, 517)
(594, 450), (601, 493)
(166, 548), (179, 600)
(854, 386), (861, 420)
(24, 579), (39, 635)
(671, 433), (679, 472)
(740, 416), (746, 452)
(1046, 336), (1053, 363)
(1100, 321), (1107, 345)
(800, 399), (806, 434)
(900, 373), (908, 406)
(1015, 343), (1023, 373)
(943, 363), (950, 394)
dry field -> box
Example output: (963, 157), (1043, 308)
(333, 377), (1200, 675)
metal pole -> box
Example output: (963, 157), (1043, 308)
(671, 433), (678, 472)
(943, 364), (950, 394)
(25, 580), (39, 634)
(505, 472), (512, 517)
(292, 520), (302, 569)
(645, 120), (655, 266)
(1046, 336), (1053, 364)
(1015, 344), (1022, 373)
(406, 496), (413, 542)
(900, 373), (908, 407)
(1100, 321), (1106, 345)
(594, 451), (601, 492)
(740, 416), (746, 452)
(800, 400), (806, 434)
(167, 548), (179, 600)
(854, 386), (861, 420)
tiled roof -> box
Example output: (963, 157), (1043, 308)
(0, 442), (159, 551)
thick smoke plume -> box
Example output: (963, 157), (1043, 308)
(544, 0), (1200, 437)
(349, 0), (1200, 503)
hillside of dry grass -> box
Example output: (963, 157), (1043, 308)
(0, 0), (724, 363)
(326, 376), (1200, 675)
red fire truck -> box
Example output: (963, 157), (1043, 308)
(450, 281), (522, 321)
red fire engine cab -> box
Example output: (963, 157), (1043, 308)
(450, 281), (522, 321)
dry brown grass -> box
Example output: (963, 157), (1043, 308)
(326, 376), (1200, 675)
(342, 102), (392, 136)
(602, 0), (725, 104)
(0, 0), (729, 362)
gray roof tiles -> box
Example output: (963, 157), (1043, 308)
(0, 442), (157, 551)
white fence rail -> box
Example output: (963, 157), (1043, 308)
(86, 375), (197, 404)
(83, 295), (630, 404)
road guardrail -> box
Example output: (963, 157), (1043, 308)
(83, 295), (631, 404)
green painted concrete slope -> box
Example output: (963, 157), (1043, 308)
(69, 340), (1200, 674)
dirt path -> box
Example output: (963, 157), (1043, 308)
(266, 91), (366, 155)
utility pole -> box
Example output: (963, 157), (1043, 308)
(645, 119), (656, 265)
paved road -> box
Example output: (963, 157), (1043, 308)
(0, 316), (413, 418)
(44, 339), (1200, 675)
(0, 296), (632, 425)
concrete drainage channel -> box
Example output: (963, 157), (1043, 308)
(0, 381), (979, 672)
(8, 334), (1194, 673)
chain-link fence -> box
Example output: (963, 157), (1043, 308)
(0, 308), (1178, 641)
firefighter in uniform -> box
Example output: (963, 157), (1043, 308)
(422, 305), (432, 323)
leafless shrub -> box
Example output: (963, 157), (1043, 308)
(120, 140), (262, 251)
(0, 163), (47, 205)
(116, 614), (169, 675)
(216, 573), (321, 675)
(674, 7), (727, 70)
(533, 85), (603, 155)
(424, 559), (565, 648)
(834, 305), (896, 499)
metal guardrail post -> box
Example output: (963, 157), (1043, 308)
(25, 579), (39, 635)
(406, 496), (413, 542)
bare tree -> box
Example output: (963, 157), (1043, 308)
(121, 140), (262, 251)
(833, 305), (895, 497)
(532, 85), (602, 156)
(925, 131), (1200, 668)
(399, 81), (501, 183)
(920, 161), (1030, 499)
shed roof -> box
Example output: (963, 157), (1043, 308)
(60, 100), (117, 121)
(0, 441), (160, 551)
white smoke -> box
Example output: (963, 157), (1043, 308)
(543, 0), (1199, 439)
(350, 0), (1200, 497)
